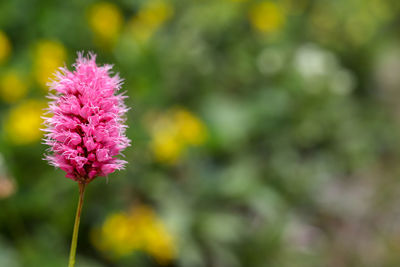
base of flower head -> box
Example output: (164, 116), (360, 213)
(73, 175), (94, 185)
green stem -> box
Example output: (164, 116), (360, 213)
(68, 183), (86, 267)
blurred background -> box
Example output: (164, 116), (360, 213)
(1, 0), (400, 266)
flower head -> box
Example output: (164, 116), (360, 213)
(43, 52), (130, 183)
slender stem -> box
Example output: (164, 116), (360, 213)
(68, 183), (86, 267)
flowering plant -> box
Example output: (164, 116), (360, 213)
(42, 52), (130, 267)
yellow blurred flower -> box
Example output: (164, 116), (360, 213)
(147, 108), (207, 164)
(128, 1), (174, 43)
(96, 213), (137, 256)
(0, 70), (29, 103)
(175, 109), (207, 146)
(88, 2), (123, 45)
(0, 31), (11, 64)
(34, 40), (66, 89)
(5, 100), (45, 145)
(249, 1), (286, 34)
(92, 205), (176, 264)
(152, 131), (183, 163)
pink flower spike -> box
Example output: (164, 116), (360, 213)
(42, 52), (131, 184)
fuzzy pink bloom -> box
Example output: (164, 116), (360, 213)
(42, 52), (130, 183)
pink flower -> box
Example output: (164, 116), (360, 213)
(42, 52), (130, 183)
